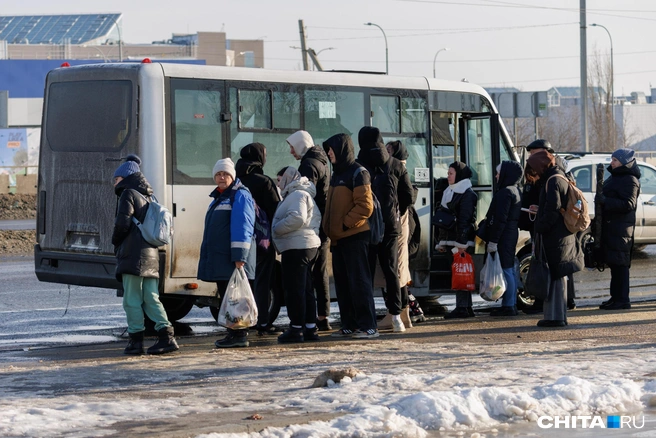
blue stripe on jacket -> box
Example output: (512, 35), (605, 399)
(197, 180), (256, 281)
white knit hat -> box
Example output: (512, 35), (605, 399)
(212, 158), (236, 179)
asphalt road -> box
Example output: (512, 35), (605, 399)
(1, 247), (656, 353)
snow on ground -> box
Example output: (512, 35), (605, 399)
(1, 338), (656, 437)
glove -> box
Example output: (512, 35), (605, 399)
(487, 242), (498, 253)
(595, 193), (606, 205)
(435, 244), (446, 252)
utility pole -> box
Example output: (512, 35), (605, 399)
(307, 49), (323, 71)
(580, 0), (589, 152)
(298, 19), (309, 71)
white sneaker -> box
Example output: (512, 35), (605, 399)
(392, 318), (406, 333)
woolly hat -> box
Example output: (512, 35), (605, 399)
(212, 157), (236, 179)
(449, 161), (473, 183)
(114, 154), (141, 178)
(612, 148), (635, 166)
(286, 131), (314, 158)
(526, 139), (554, 153)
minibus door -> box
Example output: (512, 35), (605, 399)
(458, 113), (501, 277)
(169, 79), (228, 280)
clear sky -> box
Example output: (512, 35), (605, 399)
(3, 0), (655, 97)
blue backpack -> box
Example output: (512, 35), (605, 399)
(131, 191), (173, 247)
(229, 188), (271, 251)
(353, 166), (384, 245)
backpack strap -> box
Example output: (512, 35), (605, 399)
(544, 173), (573, 192)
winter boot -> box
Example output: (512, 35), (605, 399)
(278, 327), (304, 344)
(490, 306), (518, 317)
(215, 329), (249, 348)
(400, 306), (413, 328)
(377, 312), (393, 330)
(316, 318), (332, 331)
(124, 331), (145, 355)
(147, 326), (179, 355)
(408, 295), (426, 323)
(444, 307), (473, 319)
(304, 327), (321, 342)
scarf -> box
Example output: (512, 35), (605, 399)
(441, 178), (472, 209)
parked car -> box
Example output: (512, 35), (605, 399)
(515, 152), (656, 311)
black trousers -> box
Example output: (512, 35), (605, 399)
(281, 247), (319, 327)
(332, 233), (377, 331)
(254, 244), (276, 327)
(608, 264), (630, 303)
(313, 236), (331, 317)
(216, 279), (254, 336)
(368, 235), (402, 315)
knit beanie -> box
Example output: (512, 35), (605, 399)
(286, 131), (314, 158)
(114, 154), (141, 178)
(611, 148), (635, 166)
(449, 161), (473, 183)
(212, 157), (236, 179)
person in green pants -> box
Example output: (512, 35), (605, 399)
(112, 154), (179, 355)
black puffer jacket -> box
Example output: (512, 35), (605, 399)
(534, 166), (584, 277)
(235, 142), (281, 223)
(601, 161), (641, 267)
(437, 188), (478, 246)
(357, 126), (401, 237)
(483, 161), (523, 268)
(298, 145), (329, 215)
(112, 172), (159, 281)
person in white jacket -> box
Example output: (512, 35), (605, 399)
(272, 167), (322, 343)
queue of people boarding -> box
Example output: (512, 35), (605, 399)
(110, 132), (640, 353)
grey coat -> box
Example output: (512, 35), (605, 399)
(271, 177), (322, 253)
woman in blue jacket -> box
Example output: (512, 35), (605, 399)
(198, 158), (256, 348)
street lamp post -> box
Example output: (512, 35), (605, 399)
(591, 23), (614, 149)
(365, 22), (388, 74)
(102, 15), (123, 62)
(432, 47), (450, 78)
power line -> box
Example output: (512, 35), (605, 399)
(268, 49), (656, 64)
(398, 0), (656, 22)
(308, 22), (575, 32)
(265, 22), (576, 43)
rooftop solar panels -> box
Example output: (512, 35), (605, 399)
(0, 14), (121, 45)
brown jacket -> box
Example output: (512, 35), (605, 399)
(323, 164), (374, 242)
(321, 134), (374, 243)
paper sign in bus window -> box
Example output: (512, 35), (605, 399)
(319, 102), (336, 119)
(415, 168), (430, 182)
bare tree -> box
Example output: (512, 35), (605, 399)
(587, 46), (614, 152)
(534, 106), (581, 152)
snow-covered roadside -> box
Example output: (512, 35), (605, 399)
(1, 338), (656, 437)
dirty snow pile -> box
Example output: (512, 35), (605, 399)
(1, 339), (656, 437)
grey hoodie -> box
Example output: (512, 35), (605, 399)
(271, 176), (321, 252)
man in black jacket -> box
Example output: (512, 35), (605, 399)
(357, 126), (413, 332)
(287, 131), (332, 330)
(235, 143), (281, 335)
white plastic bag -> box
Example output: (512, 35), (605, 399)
(217, 267), (258, 329)
(479, 252), (507, 301)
